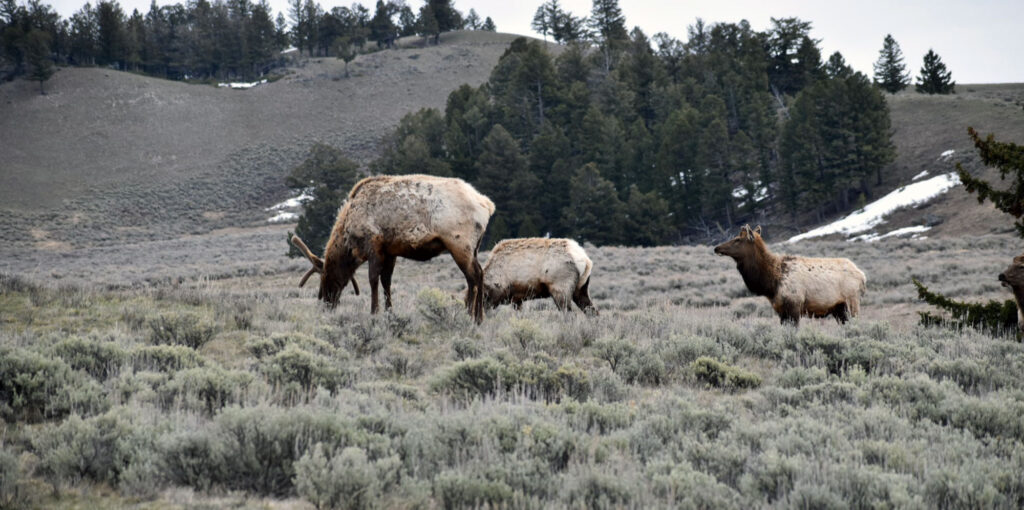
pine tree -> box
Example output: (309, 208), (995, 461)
(588, 0), (626, 71)
(286, 144), (360, 259)
(481, 17), (495, 32)
(623, 185), (673, 245)
(531, 4), (549, 41)
(24, 29), (54, 94)
(464, 8), (480, 30)
(873, 34), (909, 93)
(956, 128), (1024, 236)
(915, 128), (1024, 337)
(416, 3), (439, 45)
(766, 17), (815, 96)
(529, 123), (573, 231)
(96, 1), (126, 68)
(561, 162), (624, 245)
(475, 124), (540, 242)
(915, 49), (955, 94)
(332, 36), (355, 77)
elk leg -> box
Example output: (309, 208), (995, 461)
(776, 299), (801, 326)
(572, 277), (598, 316)
(368, 257), (382, 314)
(831, 302), (850, 324)
(447, 243), (484, 324)
(380, 256), (397, 310)
(550, 286), (571, 312)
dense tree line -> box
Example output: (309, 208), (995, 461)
(0, 0), (494, 82)
(352, 3), (897, 247)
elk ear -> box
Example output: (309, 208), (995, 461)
(753, 225), (762, 236)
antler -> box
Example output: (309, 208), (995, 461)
(291, 235), (323, 269)
(290, 234), (359, 295)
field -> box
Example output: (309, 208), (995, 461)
(3, 235), (1024, 509)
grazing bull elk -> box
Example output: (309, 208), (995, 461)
(714, 225), (866, 325)
(998, 253), (1024, 331)
(482, 238), (597, 315)
(291, 174), (495, 323)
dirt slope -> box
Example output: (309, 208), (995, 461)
(0, 31), (524, 249)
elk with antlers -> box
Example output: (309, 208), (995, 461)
(714, 225), (866, 325)
(291, 174), (495, 323)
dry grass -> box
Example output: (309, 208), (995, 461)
(3, 235), (1024, 508)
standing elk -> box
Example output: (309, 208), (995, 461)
(481, 238), (597, 315)
(714, 225), (866, 325)
(998, 253), (1024, 331)
(291, 174), (495, 323)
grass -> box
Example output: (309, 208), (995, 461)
(3, 235), (1024, 508)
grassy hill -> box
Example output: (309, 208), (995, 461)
(1, 30), (1023, 270)
(0, 31), (528, 250)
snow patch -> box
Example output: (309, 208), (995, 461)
(265, 189), (313, 223)
(218, 79), (268, 89)
(939, 149), (955, 161)
(267, 211), (299, 223)
(732, 182), (769, 208)
(266, 191), (313, 211)
(852, 225), (931, 242)
(281, 46), (298, 54)
(912, 170), (929, 181)
(787, 172), (961, 243)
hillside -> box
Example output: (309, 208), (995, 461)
(788, 83), (1024, 242)
(0, 31), (528, 250)
(1, 30), (1024, 280)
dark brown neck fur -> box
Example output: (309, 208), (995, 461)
(734, 237), (784, 299)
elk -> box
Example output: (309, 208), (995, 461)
(481, 238), (597, 315)
(714, 225), (866, 325)
(998, 253), (1024, 331)
(291, 174), (495, 323)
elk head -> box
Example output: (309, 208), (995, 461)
(714, 224), (762, 259)
(291, 234), (359, 305)
(999, 254), (1024, 294)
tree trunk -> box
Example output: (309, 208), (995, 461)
(536, 80), (544, 126)
(38, 79), (45, 95)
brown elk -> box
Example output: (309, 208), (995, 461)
(714, 225), (866, 325)
(481, 238), (597, 315)
(998, 253), (1024, 331)
(291, 174), (495, 323)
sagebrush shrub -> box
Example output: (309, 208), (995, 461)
(294, 444), (380, 510)
(432, 357), (591, 403)
(31, 413), (130, 489)
(53, 336), (126, 380)
(416, 288), (469, 330)
(692, 357), (762, 391)
(433, 470), (513, 509)
(159, 366), (254, 415)
(130, 345), (205, 372)
(261, 345), (349, 397)
(0, 347), (107, 422)
(148, 313), (216, 349)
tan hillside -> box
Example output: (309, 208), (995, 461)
(0, 31), (528, 248)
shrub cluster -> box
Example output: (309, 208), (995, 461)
(431, 357), (590, 403)
(692, 357), (763, 391)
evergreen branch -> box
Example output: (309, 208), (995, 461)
(912, 278), (1017, 335)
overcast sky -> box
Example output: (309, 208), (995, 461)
(46, 0), (1024, 84)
